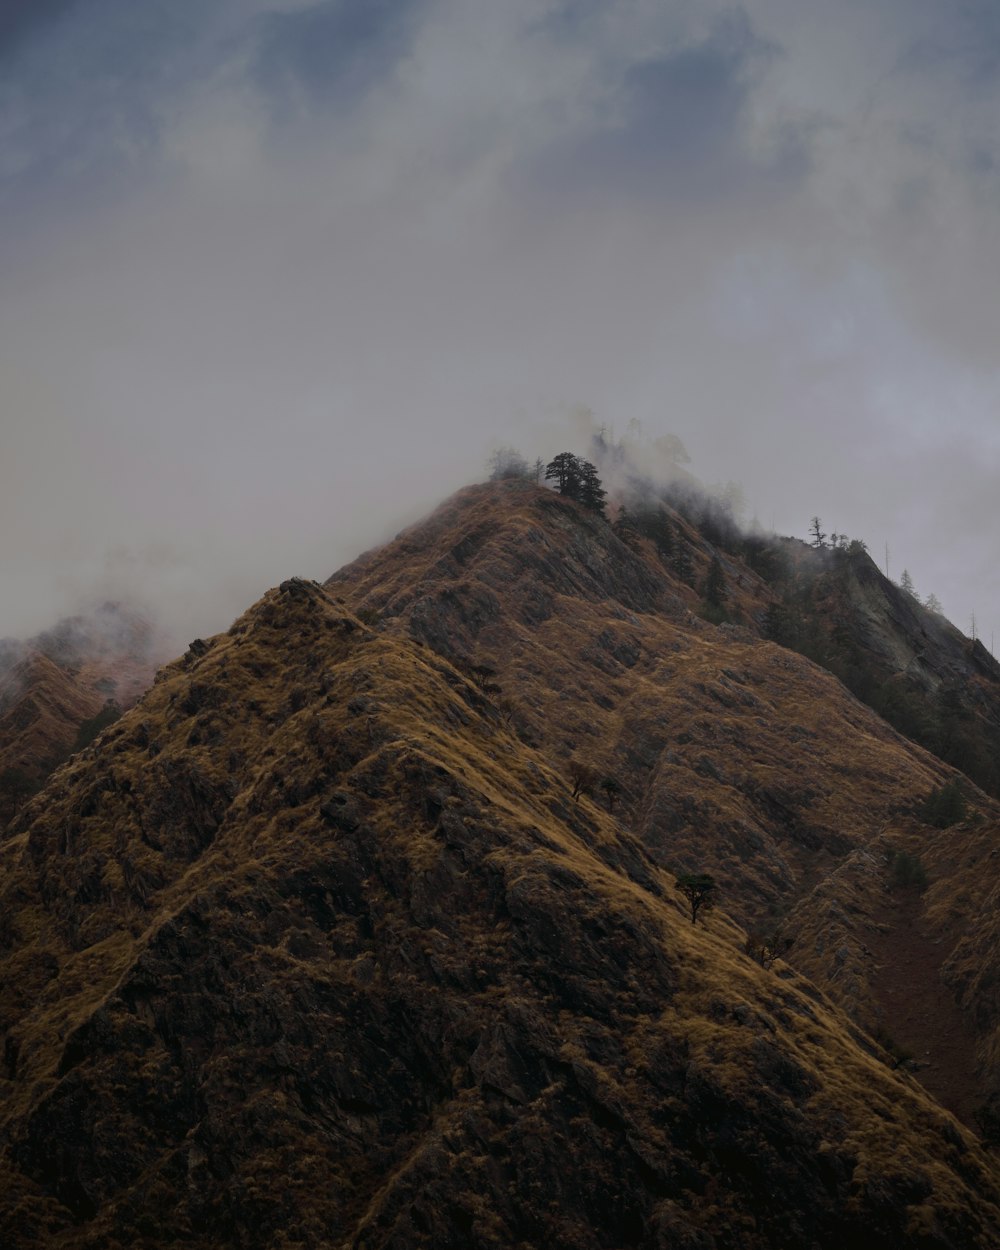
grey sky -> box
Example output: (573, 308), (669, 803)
(2, 0), (999, 650)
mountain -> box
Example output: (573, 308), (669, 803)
(330, 481), (1000, 1122)
(2, 480), (1000, 1247)
(755, 535), (1000, 796)
(0, 603), (161, 823)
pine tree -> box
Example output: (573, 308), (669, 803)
(899, 569), (917, 599)
(544, 452), (583, 500)
(577, 459), (607, 516)
(809, 517), (827, 549)
(704, 556), (727, 608)
(655, 514), (675, 558)
(763, 601), (792, 647)
(634, 507), (674, 557)
(670, 542), (695, 586)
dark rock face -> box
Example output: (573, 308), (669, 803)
(781, 542), (1000, 796)
(2, 494), (1000, 1247)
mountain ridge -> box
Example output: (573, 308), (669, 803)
(2, 481), (1000, 1245)
(327, 480), (1000, 1117)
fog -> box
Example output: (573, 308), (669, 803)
(2, 1), (999, 654)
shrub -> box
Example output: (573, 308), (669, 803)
(745, 928), (793, 969)
(887, 848), (928, 892)
(920, 779), (967, 828)
(0, 766), (35, 796)
(873, 1026), (914, 1070)
(73, 701), (122, 752)
(975, 1092), (1000, 1146)
(698, 602), (730, 626)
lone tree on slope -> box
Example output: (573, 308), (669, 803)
(899, 569), (917, 599)
(544, 453), (607, 515)
(599, 776), (622, 811)
(745, 927), (793, 970)
(545, 452), (584, 499)
(809, 517), (827, 549)
(675, 872), (717, 925)
(568, 758), (599, 801)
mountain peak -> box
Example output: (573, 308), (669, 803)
(3, 483), (1000, 1245)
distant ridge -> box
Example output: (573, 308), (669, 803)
(0, 602), (162, 823)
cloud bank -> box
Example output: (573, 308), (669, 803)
(2, 0), (999, 650)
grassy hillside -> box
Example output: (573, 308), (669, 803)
(330, 480), (1000, 1125)
(2, 490), (1000, 1246)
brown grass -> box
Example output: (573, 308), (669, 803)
(2, 492), (1000, 1244)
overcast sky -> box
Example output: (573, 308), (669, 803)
(2, 0), (999, 650)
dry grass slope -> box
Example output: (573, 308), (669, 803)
(1, 489), (999, 1245)
(331, 482), (1000, 1118)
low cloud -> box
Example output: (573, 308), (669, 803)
(2, 0), (999, 652)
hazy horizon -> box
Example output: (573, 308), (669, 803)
(3, 1), (999, 653)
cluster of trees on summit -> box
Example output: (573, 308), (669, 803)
(489, 447), (608, 515)
(542, 452), (607, 514)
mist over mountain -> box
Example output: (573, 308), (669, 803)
(4, 4), (1000, 1238)
(0, 601), (166, 827)
(3, 1), (1000, 649)
(3, 477), (1000, 1246)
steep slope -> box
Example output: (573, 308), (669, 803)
(0, 577), (995, 1250)
(0, 603), (160, 823)
(5, 482), (1000, 1245)
(783, 807), (1000, 1127)
(329, 480), (1000, 1122)
(0, 653), (105, 779)
(329, 483), (980, 917)
(762, 538), (1000, 795)
(618, 468), (1000, 799)
(2, 565), (1000, 1244)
